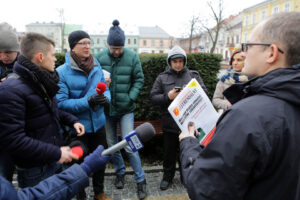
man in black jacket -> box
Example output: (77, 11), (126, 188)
(150, 45), (208, 190)
(0, 33), (84, 188)
(0, 22), (20, 183)
(179, 12), (300, 200)
(0, 22), (19, 82)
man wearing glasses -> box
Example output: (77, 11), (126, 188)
(96, 20), (146, 200)
(56, 30), (111, 200)
(179, 12), (300, 200)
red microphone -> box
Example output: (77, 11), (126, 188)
(96, 82), (106, 94)
(71, 146), (84, 158)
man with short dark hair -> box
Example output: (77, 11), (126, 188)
(95, 20), (146, 200)
(0, 32), (84, 188)
(179, 12), (300, 200)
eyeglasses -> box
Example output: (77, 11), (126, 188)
(76, 42), (93, 47)
(241, 43), (284, 54)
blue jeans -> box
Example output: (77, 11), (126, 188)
(105, 112), (145, 183)
(17, 162), (62, 188)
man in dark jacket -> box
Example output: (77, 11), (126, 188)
(0, 22), (19, 82)
(95, 20), (146, 200)
(0, 33), (84, 188)
(0, 145), (110, 200)
(0, 22), (20, 183)
(150, 45), (208, 190)
(179, 12), (300, 200)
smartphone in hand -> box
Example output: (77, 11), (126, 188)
(174, 86), (182, 92)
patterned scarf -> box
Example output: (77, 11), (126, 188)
(71, 51), (94, 75)
(17, 55), (60, 98)
(220, 67), (249, 85)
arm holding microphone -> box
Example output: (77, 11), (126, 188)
(0, 146), (111, 200)
(0, 121), (155, 200)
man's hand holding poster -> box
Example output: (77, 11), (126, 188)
(168, 78), (219, 146)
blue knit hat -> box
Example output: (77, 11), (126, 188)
(107, 20), (125, 46)
(68, 30), (90, 49)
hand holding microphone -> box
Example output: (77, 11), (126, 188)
(80, 122), (155, 175)
(80, 145), (111, 176)
(88, 82), (108, 111)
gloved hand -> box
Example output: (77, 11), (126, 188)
(88, 94), (109, 111)
(80, 145), (111, 176)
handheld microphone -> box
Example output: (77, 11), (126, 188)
(101, 122), (156, 156)
(96, 82), (106, 94)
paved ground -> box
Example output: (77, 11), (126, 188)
(75, 168), (189, 200)
(13, 165), (189, 200)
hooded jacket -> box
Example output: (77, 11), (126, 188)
(180, 64), (300, 200)
(150, 46), (208, 134)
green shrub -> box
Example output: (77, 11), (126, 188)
(55, 52), (222, 121)
(55, 53), (65, 67)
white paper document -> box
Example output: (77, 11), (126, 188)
(168, 78), (219, 146)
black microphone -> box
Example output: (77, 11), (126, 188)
(101, 122), (156, 156)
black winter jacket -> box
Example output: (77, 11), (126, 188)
(0, 62), (78, 168)
(180, 64), (300, 200)
(150, 67), (208, 134)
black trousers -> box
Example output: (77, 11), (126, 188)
(162, 131), (181, 182)
(77, 127), (108, 197)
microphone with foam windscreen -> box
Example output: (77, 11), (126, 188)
(101, 122), (156, 156)
(96, 82), (106, 94)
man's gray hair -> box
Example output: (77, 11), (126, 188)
(259, 12), (300, 66)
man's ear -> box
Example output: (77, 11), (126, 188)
(32, 52), (43, 64)
(266, 44), (279, 64)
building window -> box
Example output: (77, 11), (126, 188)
(227, 37), (230, 43)
(134, 39), (137, 44)
(236, 35), (239, 43)
(128, 39), (131, 44)
(151, 40), (155, 47)
(252, 13), (256, 24)
(273, 6), (279, 14)
(160, 40), (163, 47)
(284, 3), (290, 12)
(261, 10), (266, 20)
(143, 40), (147, 46)
(97, 39), (100, 44)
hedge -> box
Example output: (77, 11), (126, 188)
(54, 52), (222, 121)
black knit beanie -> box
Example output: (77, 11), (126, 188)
(107, 20), (125, 46)
(68, 30), (90, 49)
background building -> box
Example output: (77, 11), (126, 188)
(138, 26), (173, 53)
(242, 0), (300, 42)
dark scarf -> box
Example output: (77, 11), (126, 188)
(220, 67), (249, 85)
(17, 55), (60, 98)
(71, 51), (94, 75)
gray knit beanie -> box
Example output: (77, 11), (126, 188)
(107, 20), (125, 46)
(0, 22), (20, 52)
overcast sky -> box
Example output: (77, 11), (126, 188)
(1, 0), (264, 37)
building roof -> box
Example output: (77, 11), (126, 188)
(243, 0), (271, 11)
(138, 26), (170, 38)
(26, 22), (62, 27)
